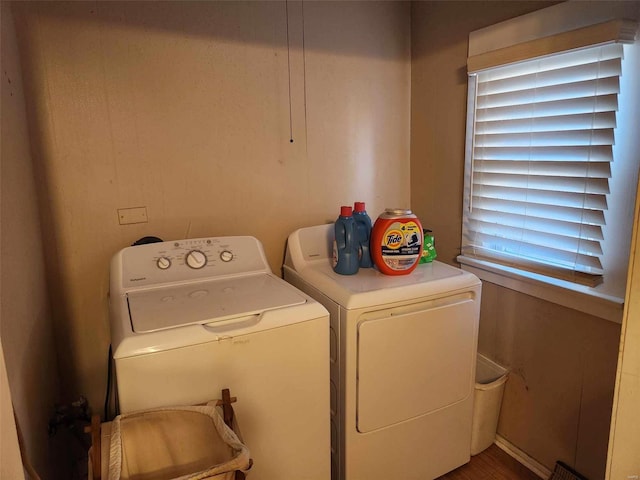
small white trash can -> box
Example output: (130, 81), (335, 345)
(471, 354), (508, 456)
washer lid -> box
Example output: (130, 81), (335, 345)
(127, 273), (306, 333)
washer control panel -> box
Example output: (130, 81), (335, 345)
(118, 236), (270, 289)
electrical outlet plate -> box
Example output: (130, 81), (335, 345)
(118, 207), (148, 225)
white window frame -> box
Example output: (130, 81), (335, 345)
(459, 2), (640, 323)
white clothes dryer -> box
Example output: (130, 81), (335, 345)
(283, 224), (481, 480)
(109, 235), (330, 480)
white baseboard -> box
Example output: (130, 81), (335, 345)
(494, 434), (553, 479)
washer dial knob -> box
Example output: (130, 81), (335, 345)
(156, 257), (171, 270)
(220, 250), (234, 263)
(185, 250), (207, 269)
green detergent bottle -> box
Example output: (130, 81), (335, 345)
(419, 229), (437, 263)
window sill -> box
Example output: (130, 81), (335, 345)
(457, 255), (624, 324)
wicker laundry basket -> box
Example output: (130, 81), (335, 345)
(108, 404), (251, 480)
(89, 395), (251, 480)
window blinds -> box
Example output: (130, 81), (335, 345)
(462, 43), (624, 285)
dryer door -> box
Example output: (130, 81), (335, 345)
(356, 293), (477, 433)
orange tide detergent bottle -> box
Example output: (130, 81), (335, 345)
(371, 209), (423, 275)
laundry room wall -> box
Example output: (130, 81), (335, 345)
(11, 1), (410, 418)
(1, 2), (61, 477)
(410, 2), (624, 479)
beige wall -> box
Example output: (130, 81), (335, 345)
(12, 1), (411, 416)
(411, 2), (619, 479)
(1, 2), (60, 478)
(479, 284), (620, 479)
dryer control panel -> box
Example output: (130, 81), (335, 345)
(114, 236), (271, 290)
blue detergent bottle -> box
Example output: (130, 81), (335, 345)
(353, 201), (373, 268)
(333, 206), (359, 275)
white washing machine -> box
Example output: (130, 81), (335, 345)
(283, 224), (481, 480)
(109, 235), (330, 480)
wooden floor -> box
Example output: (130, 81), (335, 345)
(436, 444), (543, 480)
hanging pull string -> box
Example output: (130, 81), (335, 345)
(285, 0), (294, 143)
(302, 0), (308, 155)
